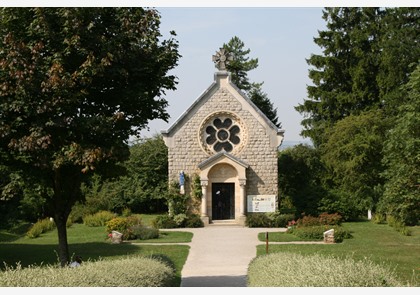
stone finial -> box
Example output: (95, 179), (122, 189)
(212, 48), (233, 71)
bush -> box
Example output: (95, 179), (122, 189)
(269, 213), (295, 227)
(173, 214), (187, 227)
(26, 218), (56, 239)
(105, 215), (142, 239)
(83, 211), (116, 227)
(246, 213), (271, 227)
(286, 225), (352, 243)
(130, 225), (159, 240)
(0, 256), (175, 287)
(297, 215), (321, 227)
(185, 214), (204, 228)
(372, 213), (386, 224)
(386, 215), (412, 236)
(152, 214), (204, 229)
(296, 213), (343, 227)
(247, 252), (402, 287)
(246, 212), (295, 228)
(152, 215), (177, 229)
(318, 212), (342, 225)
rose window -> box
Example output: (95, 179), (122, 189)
(205, 118), (241, 153)
(199, 112), (247, 155)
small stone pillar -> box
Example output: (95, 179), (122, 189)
(323, 229), (335, 244)
(111, 231), (123, 244)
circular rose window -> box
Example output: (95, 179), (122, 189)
(199, 112), (247, 155)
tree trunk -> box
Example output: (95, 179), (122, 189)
(51, 167), (82, 267)
(55, 211), (70, 267)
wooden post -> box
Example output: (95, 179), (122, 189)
(265, 232), (269, 254)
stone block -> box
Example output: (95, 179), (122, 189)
(323, 229), (335, 244)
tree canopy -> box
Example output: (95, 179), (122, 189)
(296, 7), (419, 147)
(379, 64), (420, 225)
(0, 7), (180, 265)
(291, 7), (419, 224)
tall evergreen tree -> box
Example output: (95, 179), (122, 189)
(223, 36), (258, 91)
(294, 7), (419, 220)
(248, 83), (280, 128)
(296, 7), (419, 147)
(295, 7), (384, 146)
(223, 36), (281, 128)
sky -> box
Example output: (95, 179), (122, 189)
(6, 1), (415, 144)
(139, 7), (327, 143)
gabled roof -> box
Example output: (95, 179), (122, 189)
(198, 151), (249, 170)
(161, 71), (285, 137)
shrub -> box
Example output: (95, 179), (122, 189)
(0, 256), (175, 287)
(296, 213), (343, 228)
(105, 215), (142, 239)
(372, 213), (386, 224)
(83, 211), (116, 227)
(185, 214), (204, 228)
(247, 252), (402, 287)
(386, 215), (412, 236)
(246, 213), (271, 227)
(246, 212), (295, 228)
(287, 225), (352, 242)
(269, 213), (295, 227)
(318, 212), (342, 225)
(296, 215), (320, 227)
(152, 215), (177, 229)
(121, 208), (132, 217)
(26, 218), (56, 239)
(151, 214), (204, 229)
(173, 214), (187, 227)
(130, 225), (159, 240)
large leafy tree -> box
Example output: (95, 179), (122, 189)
(81, 134), (168, 214)
(379, 65), (420, 225)
(320, 109), (390, 214)
(223, 36), (281, 128)
(278, 144), (326, 217)
(0, 8), (179, 266)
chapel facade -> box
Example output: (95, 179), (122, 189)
(161, 49), (284, 226)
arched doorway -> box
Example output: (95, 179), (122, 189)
(212, 182), (235, 220)
(198, 152), (249, 225)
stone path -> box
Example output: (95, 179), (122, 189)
(156, 225), (324, 287)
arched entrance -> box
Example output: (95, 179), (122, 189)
(198, 152), (248, 225)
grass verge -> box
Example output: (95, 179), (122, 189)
(257, 221), (420, 286)
(0, 221), (190, 286)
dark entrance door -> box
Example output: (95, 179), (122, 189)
(212, 183), (235, 220)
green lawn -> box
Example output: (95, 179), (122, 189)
(257, 221), (420, 286)
(0, 218), (191, 287)
(1, 219), (419, 287)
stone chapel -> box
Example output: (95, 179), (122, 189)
(161, 48), (285, 226)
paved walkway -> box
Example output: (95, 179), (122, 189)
(162, 224), (323, 287)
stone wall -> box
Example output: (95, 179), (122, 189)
(167, 86), (278, 198)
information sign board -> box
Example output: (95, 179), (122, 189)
(247, 195), (276, 212)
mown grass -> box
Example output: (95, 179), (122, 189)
(0, 214), (191, 287)
(257, 221), (420, 286)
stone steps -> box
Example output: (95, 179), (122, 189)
(209, 220), (242, 226)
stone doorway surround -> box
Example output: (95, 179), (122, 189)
(198, 151), (249, 226)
